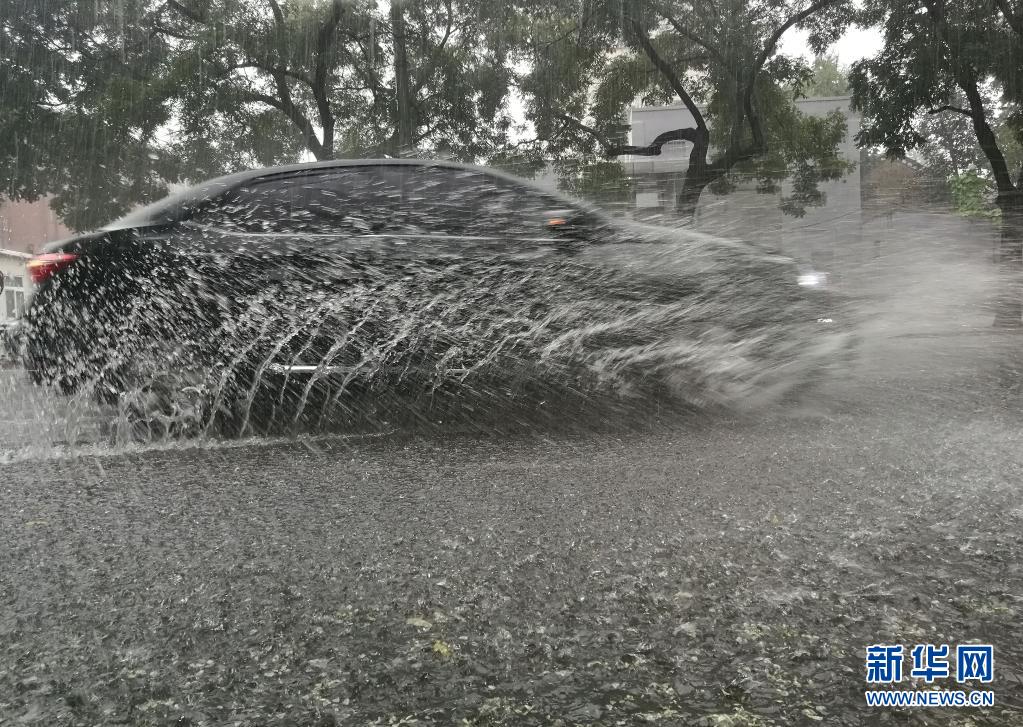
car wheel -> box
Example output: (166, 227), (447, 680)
(100, 371), (208, 444)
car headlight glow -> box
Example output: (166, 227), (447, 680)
(797, 271), (829, 288)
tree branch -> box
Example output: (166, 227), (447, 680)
(922, 0), (1017, 194)
(994, 0), (1023, 36)
(629, 19), (708, 137)
(502, 136), (544, 150)
(413, 121), (438, 145)
(352, 37), (386, 109)
(439, 0), (455, 53)
(707, 144), (763, 175)
(266, 0), (285, 28)
(247, 73), (326, 160)
(165, 0), (205, 24)
(311, 0), (346, 158)
(658, 10), (726, 65)
(753, 0), (842, 75)
(705, 0), (722, 26)
(744, 0), (843, 155)
(219, 61), (314, 89)
(413, 0), (454, 95)
(558, 114), (700, 157)
(926, 104), (972, 116)
(153, 22), (200, 40)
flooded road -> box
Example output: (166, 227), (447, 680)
(1, 212), (1022, 725)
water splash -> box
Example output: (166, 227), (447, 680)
(2, 228), (854, 459)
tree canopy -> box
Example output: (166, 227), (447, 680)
(0, 0), (179, 228)
(2, 0), (522, 228)
(156, 0), (518, 165)
(505, 0), (856, 217)
(3, 0), (869, 229)
(850, 0), (1023, 208)
(795, 54), (850, 97)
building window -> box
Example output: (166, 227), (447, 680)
(5, 290), (25, 318)
(3, 274), (24, 289)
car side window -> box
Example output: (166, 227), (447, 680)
(402, 168), (578, 239)
(186, 165), (595, 241)
(189, 168), (406, 235)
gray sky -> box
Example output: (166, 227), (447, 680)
(780, 25), (884, 66)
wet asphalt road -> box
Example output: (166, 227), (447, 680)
(2, 216), (1023, 726)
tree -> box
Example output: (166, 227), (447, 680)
(914, 85), (1023, 183)
(850, 0), (1023, 325)
(158, 0), (518, 163)
(795, 54), (849, 97)
(0, 0), (181, 229)
(505, 0), (856, 220)
(1, 0), (521, 229)
(851, 0), (1023, 202)
(949, 170), (1000, 219)
(914, 84), (1023, 219)
(915, 94), (993, 180)
(860, 153), (950, 212)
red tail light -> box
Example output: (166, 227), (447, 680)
(27, 252), (79, 285)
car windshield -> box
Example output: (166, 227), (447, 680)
(2, 1), (1021, 724)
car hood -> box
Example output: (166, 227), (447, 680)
(584, 220), (798, 281)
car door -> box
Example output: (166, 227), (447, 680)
(135, 167), (413, 375)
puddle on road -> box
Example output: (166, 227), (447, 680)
(0, 368), (105, 455)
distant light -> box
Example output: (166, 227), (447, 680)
(798, 272), (829, 288)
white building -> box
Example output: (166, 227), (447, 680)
(1, 249), (32, 322)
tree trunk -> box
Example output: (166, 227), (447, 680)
(673, 142), (714, 223)
(675, 182), (704, 222)
(993, 192), (1023, 328)
(321, 119), (335, 160)
(390, 0), (414, 156)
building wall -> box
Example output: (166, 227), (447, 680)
(0, 197), (72, 255)
(1, 251), (31, 322)
(779, 97), (863, 274)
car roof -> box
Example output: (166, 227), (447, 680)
(105, 158), (593, 230)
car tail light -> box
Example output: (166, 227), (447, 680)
(27, 252), (79, 285)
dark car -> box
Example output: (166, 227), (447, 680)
(17, 159), (843, 435)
